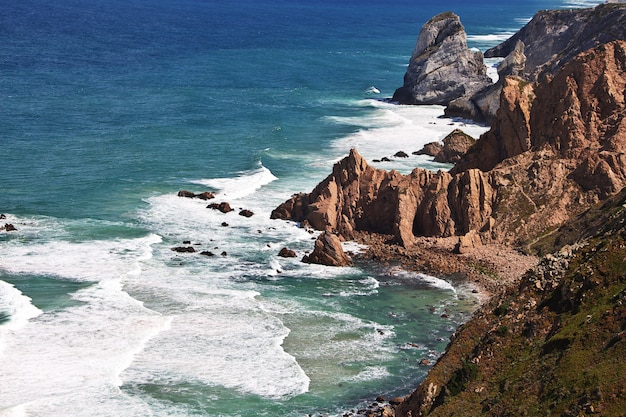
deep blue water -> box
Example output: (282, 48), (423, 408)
(0, 0), (602, 416)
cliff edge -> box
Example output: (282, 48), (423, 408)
(272, 41), (626, 248)
(394, 187), (626, 417)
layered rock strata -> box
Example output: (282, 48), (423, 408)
(272, 41), (626, 248)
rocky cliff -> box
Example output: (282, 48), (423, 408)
(394, 187), (626, 417)
(485, 3), (626, 82)
(272, 41), (626, 248)
(392, 12), (492, 106)
(398, 4), (626, 122)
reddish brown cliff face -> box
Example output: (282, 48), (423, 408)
(272, 41), (626, 247)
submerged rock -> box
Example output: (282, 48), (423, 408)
(171, 246), (196, 253)
(178, 190), (215, 200)
(238, 209), (254, 217)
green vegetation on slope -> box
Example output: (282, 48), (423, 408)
(399, 188), (626, 417)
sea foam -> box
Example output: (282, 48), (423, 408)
(330, 100), (490, 174)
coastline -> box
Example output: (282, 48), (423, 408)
(313, 231), (540, 417)
(351, 231), (538, 302)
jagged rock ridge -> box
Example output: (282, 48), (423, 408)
(272, 41), (626, 247)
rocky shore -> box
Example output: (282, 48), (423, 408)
(288, 4), (626, 416)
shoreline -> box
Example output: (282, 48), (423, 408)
(351, 231), (538, 304)
(327, 232), (540, 417)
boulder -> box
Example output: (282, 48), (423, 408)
(239, 209), (254, 217)
(301, 232), (353, 267)
(394, 151), (409, 158)
(393, 12), (492, 106)
(434, 129), (476, 164)
(207, 202), (234, 213)
(178, 190), (215, 200)
(414, 142), (443, 157)
(454, 229), (482, 254)
(171, 246), (196, 253)
(278, 247), (297, 258)
(2, 223), (17, 232)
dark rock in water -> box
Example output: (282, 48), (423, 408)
(178, 190), (215, 200)
(0, 214), (6, 219)
(220, 251), (227, 257)
(221, 222), (229, 227)
(381, 157), (391, 162)
(278, 247), (297, 258)
(195, 191), (216, 200)
(207, 202), (234, 213)
(393, 12), (492, 106)
(414, 142), (443, 157)
(2, 223), (17, 232)
(177, 190), (196, 198)
(200, 251), (215, 257)
(182, 240), (191, 244)
(301, 231), (352, 267)
(171, 246), (196, 253)
(239, 209), (254, 218)
(394, 151), (409, 158)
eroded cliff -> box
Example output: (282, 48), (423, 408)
(272, 41), (626, 248)
(394, 187), (626, 417)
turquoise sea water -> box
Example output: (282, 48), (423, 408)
(1, 0), (603, 416)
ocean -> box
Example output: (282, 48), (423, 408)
(0, 0), (603, 416)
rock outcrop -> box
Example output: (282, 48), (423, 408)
(409, 4), (626, 122)
(485, 3), (626, 82)
(301, 232), (353, 267)
(392, 12), (492, 106)
(414, 142), (443, 158)
(394, 187), (626, 417)
(178, 190), (215, 200)
(207, 202), (234, 213)
(433, 129), (476, 163)
(446, 40), (527, 123)
(273, 41), (626, 247)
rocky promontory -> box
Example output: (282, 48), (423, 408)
(396, 4), (626, 123)
(485, 3), (626, 82)
(273, 40), (626, 248)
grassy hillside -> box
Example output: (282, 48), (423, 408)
(398, 188), (626, 417)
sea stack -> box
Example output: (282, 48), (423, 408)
(392, 12), (492, 106)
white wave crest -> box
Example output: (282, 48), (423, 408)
(190, 165), (277, 200)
